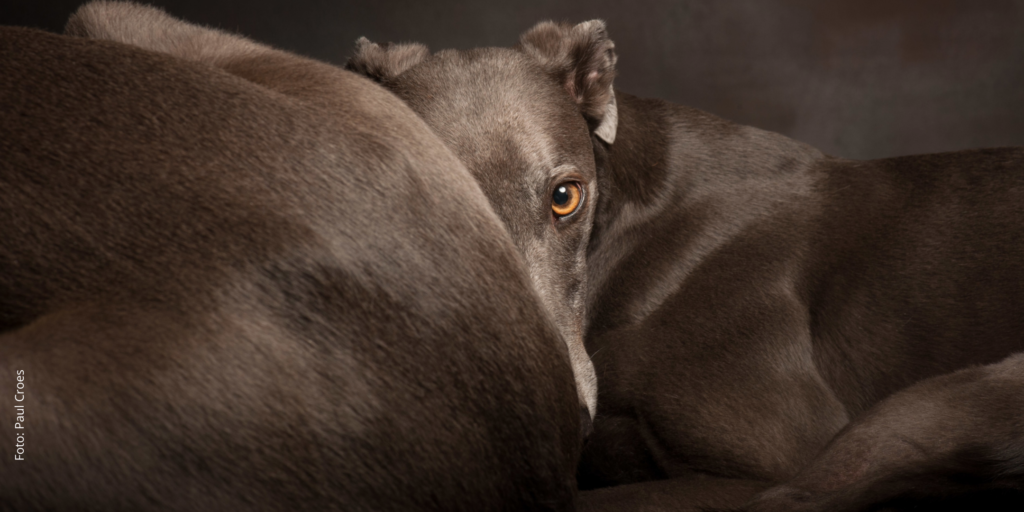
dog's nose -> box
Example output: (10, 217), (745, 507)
(580, 406), (593, 440)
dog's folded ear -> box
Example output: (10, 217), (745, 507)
(346, 38), (430, 83)
(519, 20), (618, 144)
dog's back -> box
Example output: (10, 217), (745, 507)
(809, 147), (1024, 410)
(0, 26), (580, 511)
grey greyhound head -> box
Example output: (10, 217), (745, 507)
(348, 21), (618, 421)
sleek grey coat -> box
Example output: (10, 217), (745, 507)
(0, 3), (581, 510)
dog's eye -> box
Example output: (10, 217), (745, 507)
(552, 182), (583, 218)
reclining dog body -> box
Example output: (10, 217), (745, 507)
(0, 4), (582, 510)
(578, 84), (1024, 490)
(351, 20), (1024, 508)
(577, 88), (1024, 483)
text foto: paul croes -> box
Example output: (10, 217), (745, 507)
(15, 369), (26, 461)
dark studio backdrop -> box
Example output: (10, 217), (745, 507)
(4, 0), (1024, 160)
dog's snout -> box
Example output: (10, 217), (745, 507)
(579, 406), (593, 440)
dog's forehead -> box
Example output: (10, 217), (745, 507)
(408, 47), (554, 102)
(391, 48), (593, 178)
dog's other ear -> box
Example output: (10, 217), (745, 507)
(519, 20), (618, 144)
(346, 37), (430, 83)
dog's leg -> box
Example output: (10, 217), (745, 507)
(582, 248), (852, 485)
(740, 352), (1024, 511)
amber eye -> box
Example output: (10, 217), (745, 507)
(552, 182), (583, 218)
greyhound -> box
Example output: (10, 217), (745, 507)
(0, 3), (582, 509)
(351, 20), (1024, 509)
(347, 21), (618, 425)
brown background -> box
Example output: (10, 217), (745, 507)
(5, 0), (1023, 159)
